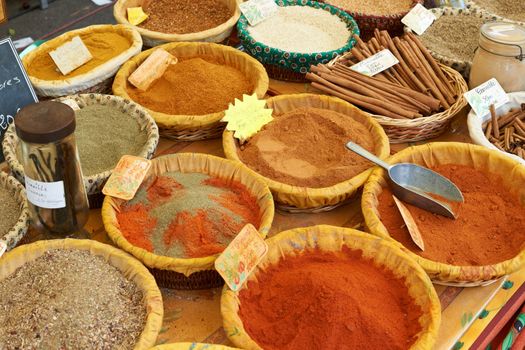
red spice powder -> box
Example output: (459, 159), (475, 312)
(238, 248), (423, 350)
(377, 164), (525, 265)
(116, 204), (157, 252)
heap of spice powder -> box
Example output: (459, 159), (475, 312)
(26, 32), (131, 80)
(74, 104), (148, 176)
(127, 57), (253, 115)
(238, 248), (423, 350)
(0, 249), (146, 349)
(377, 164), (525, 265)
(139, 0), (232, 34)
(238, 107), (375, 188)
(325, 0), (414, 15)
(117, 172), (261, 258)
(471, 0), (525, 22)
(420, 14), (489, 63)
(246, 6), (350, 53)
(0, 187), (20, 236)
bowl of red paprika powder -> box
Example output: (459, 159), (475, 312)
(221, 225), (441, 349)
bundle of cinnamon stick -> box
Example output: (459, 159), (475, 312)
(306, 29), (458, 120)
(484, 104), (525, 159)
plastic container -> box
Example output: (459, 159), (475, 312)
(15, 101), (89, 236)
(469, 22), (525, 92)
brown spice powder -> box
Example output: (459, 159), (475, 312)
(0, 249), (146, 349)
(0, 187), (19, 237)
(377, 164), (525, 266)
(127, 57), (253, 115)
(238, 107), (375, 188)
(139, 0), (232, 34)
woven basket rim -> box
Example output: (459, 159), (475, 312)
(0, 172), (30, 250)
(222, 93), (390, 209)
(237, 0), (360, 73)
(112, 41), (269, 131)
(362, 142), (525, 283)
(22, 24), (142, 91)
(2, 93), (160, 196)
(113, 0), (241, 42)
(325, 0), (422, 20)
(0, 238), (164, 349)
(221, 225), (441, 350)
(101, 152), (275, 277)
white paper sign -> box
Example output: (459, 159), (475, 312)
(25, 177), (66, 209)
(402, 4), (436, 35)
(13, 37), (34, 50)
(464, 78), (510, 117)
(350, 49), (399, 76)
(49, 36), (93, 76)
(239, 0), (278, 26)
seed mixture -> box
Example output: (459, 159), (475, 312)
(117, 172), (261, 258)
(247, 6), (350, 53)
(127, 57), (253, 115)
(238, 107), (375, 188)
(325, 0), (414, 15)
(378, 164), (525, 265)
(239, 248), (423, 350)
(0, 188), (20, 236)
(139, 0), (232, 34)
(420, 14), (488, 62)
(75, 104), (148, 176)
(471, 0), (525, 22)
(0, 249), (146, 350)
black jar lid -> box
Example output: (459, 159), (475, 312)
(15, 101), (76, 144)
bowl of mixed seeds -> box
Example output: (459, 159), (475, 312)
(0, 172), (29, 250)
(0, 238), (164, 349)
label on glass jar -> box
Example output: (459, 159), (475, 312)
(464, 78), (510, 117)
(350, 49), (399, 76)
(401, 4), (436, 35)
(24, 176), (66, 209)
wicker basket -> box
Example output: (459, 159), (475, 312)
(101, 153), (275, 289)
(113, 42), (269, 141)
(323, 0), (422, 41)
(2, 94), (159, 208)
(237, 0), (359, 82)
(409, 7), (500, 79)
(221, 225), (441, 350)
(0, 172), (30, 250)
(113, 0), (240, 48)
(362, 142), (525, 286)
(152, 344), (240, 350)
(223, 93), (390, 211)
(0, 238), (164, 350)
(22, 25), (142, 98)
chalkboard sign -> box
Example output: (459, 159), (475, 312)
(0, 37), (38, 162)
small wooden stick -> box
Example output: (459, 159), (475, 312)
(484, 123), (493, 138)
(490, 104), (500, 138)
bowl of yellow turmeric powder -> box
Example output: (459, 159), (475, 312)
(23, 24), (143, 98)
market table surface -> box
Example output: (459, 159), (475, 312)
(13, 79), (525, 350)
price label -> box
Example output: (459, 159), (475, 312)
(401, 3), (436, 35)
(127, 7), (148, 26)
(350, 49), (399, 76)
(49, 36), (93, 76)
(464, 78), (509, 117)
(239, 0), (278, 26)
(102, 155), (151, 200)
(215, 224), (268, 292)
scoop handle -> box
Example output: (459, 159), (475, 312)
(345, 141), (391, 170)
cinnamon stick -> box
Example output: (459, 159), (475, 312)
(490, 104), (500, 138)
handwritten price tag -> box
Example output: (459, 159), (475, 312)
(239, 0), (278, 26)
(401, 4), (436, 35)
(350, 49), (399, 76)
(102, 155), (151, 200)
(215, 224), (268, 292)
(464, 78), (509, 117)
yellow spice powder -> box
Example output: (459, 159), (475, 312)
(26, 32), (131, 80)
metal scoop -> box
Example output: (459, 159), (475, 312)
(346, 142), (464, 219)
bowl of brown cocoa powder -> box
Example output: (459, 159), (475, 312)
(362, 142), (525, 285)
(221, 225), (441, 350)
(0, 172), (29, 250)
(223, 93), (390, 211)
(114, 0), (240, 47)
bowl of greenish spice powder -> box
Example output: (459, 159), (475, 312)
(413, 7), (502, 78)
(0, 172), (29, 250)
(0, 239), (164, 349)
(2, 94), (159, 203)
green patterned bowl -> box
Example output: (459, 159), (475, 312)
(237, 0), (359, 82)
